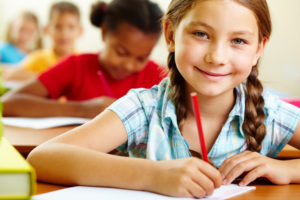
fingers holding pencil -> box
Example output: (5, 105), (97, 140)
(152, 157), (222, 198)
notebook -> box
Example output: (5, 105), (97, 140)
(2, 117), (89, 129)
(33, 184), (255, 200)
(0, 137), (36, 200)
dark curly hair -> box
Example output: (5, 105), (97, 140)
(90, 0), (163, 34)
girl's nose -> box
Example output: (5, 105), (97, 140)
(124, 58), (136, 72)
(204, 42), (228, 66)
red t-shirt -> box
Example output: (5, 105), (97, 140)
(38, 53), (168, 100)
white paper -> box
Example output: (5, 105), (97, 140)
(2, 117), (90, 129)
(33, 184), (255, 200)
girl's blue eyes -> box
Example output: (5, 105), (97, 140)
(232, 38), (246, 45)
(193, 31), (246, 46)
(194, 31), (208, 39)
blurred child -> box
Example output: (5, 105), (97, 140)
(2, 0), (167, 118)
(27, 0), (300, 198)
(5, 1), (82, 80)
(0, 11), (41, 66)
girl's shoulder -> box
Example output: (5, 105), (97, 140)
(125, 77), (170, 106)
(108, 78), (172, 118)
(0, 42), (16, 52)
(262, 90), (300, 122)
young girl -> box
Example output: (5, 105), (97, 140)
(2, 0), (166, 118)
(27, 0), (300, 198)
(0, 11), (41, 65)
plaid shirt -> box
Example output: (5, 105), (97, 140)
(108, 78), (300, 167)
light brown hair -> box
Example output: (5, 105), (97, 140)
(164, 0), (272, 152)
(6, 11), (42, 50)
(49, 1), (80, 22)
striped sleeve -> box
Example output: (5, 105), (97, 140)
(266, 97), (300, 156)
(107, 89), (149, 153)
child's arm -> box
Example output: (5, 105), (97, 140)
(219, 122), (300, 186)
(3, 67), (36, 81)
(27, 110), (222, 198)
(1, 79), (115, 118)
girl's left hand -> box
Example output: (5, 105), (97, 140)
(218, 151), (293, 186)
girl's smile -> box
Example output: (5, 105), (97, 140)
(194, 66), (231, 81)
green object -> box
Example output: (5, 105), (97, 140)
(0, 138), (36, 199)
(0, 68), (3, 139)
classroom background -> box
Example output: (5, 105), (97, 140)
(0, 0), (299, 98)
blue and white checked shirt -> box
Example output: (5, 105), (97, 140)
(108, 78), (300, 167)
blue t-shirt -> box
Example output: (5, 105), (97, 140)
(0, 42), (26, 65)
(108, 78), (300, 167)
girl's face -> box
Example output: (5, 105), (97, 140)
(100, 23), (160, 80)
(11, 18), (39, 50)
(167, 0), (266, 98)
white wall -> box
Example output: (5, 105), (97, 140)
(260, 0), (300, 97)
(0, 0), (299, 97)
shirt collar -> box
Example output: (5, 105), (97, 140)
(160, 79), (249, 134)
(160, 78), (180, 131)
(228, 84), (246, 121)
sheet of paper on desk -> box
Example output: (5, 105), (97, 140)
(2, 117), (90, 129)
(33, 184), (255, 200)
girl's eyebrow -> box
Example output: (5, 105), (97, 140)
(189, 21), (214, 31)
(188, 21), (254, 36)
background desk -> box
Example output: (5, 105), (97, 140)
(4, 124), (300, 158)
(278, 145), (300, 158)
(36, 182), (300, 200)
(3, 125), (76, 157)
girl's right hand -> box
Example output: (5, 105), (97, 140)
(150, 157), (222, 198)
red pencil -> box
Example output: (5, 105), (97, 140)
(190, 93), (209, 162)
(97, 70), (114, 98)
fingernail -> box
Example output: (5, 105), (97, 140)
(239, 182), (245, 186)
(223, 179), (228, 185)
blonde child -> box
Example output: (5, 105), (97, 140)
(2, 0), (166, 118)
(27, 0), (300, 198)
(0, 11), (41, 66)
(6, 1), (82, 80)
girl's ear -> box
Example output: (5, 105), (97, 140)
(253, 37), (268, 66)
(43, 25), (49, 35)
(164, 19), (175, 52)
(101, 24), (107, 42)
(78, 25), (84, 38)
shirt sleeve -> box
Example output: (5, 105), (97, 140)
(264, 96), (300, 157)
(107, 89), (150, 156)
(38, 56), (75, 99)
(22, 52), (43, 73)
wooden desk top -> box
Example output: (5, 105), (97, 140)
(277, 144), (300, 158)
(4, 125), (76, 156)
(35, 182), (300, 199)
(4, 124), (300, 158)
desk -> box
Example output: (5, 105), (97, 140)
(36, 182), (300, 199)
(3, 124), (300, 158)
(277, 145), (300, 158)
(3, 125), (76, 157)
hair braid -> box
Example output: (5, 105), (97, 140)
(168, 52), (188, 129)
(242, 65), (266, 152)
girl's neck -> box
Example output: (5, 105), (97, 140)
(187, 89), (236, 119)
